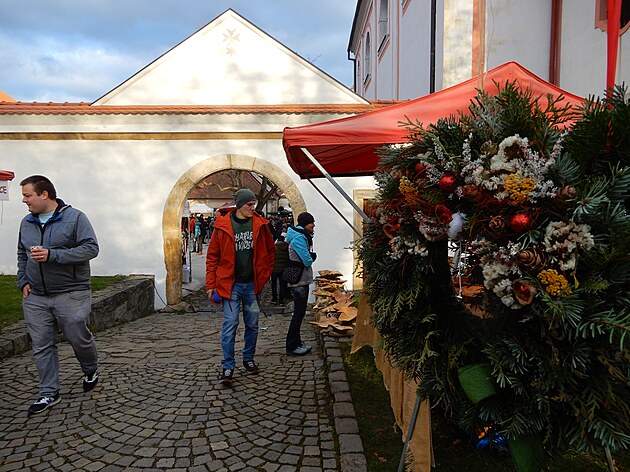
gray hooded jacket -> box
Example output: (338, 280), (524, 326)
(17, 199), (99, 295)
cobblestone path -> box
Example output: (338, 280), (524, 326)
(0, 294), (340, 471)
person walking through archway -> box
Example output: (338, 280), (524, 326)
(205, 188), (275, 385)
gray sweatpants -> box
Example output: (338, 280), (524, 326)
(23, 290), (98, 397)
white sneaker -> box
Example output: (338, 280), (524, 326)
(288, 345), (311, 356)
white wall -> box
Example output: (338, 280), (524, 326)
(96, 10), (362, 106)
(484, 0), (551, 80)
(0, 130), (373, 306)
(399, 0), (434, 99)
(560, 0), (629, 97)
(350, 0), (628, 102)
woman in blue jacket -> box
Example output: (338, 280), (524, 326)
(285, 212), (316, 356)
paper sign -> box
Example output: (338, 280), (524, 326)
(0, 181), (8, 201)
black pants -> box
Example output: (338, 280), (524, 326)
(286, 285), (309, 352)
(271, 272), (287, 302)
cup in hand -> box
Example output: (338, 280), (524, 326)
(30, 246), (44, 262)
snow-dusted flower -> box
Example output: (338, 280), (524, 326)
(479, 245), (523, 309)
(447, 212), (467, 240)
(387, 236), (428, 259)
(491, 135), (528, 172)
(543, 221), (595, 271)
(414, 210), (449, 241)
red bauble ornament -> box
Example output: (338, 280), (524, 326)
(510, 213), (532, 234)
(415, 162), (427, 176)
(438, 173), (457, 192)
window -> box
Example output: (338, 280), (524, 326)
(364, 33), (371, 83)
(379, 0), (390, 50)
(595, 0), (630, 35)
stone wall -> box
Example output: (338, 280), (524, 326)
(0, 275), (155, 358)
(89, 275), (155, 332)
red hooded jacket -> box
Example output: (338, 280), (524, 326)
(205, 210), (275, 298)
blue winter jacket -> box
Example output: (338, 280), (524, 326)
(17, 199), (99, 295)
(285, 225), (314, 287)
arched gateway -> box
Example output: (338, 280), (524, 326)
(162, 154), (306, 305)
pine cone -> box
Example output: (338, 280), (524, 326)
(488, 216), (508, 232)
(516, 249), (547, 272)
(462, 184), (484, 203)
(556, 185), (577, 202)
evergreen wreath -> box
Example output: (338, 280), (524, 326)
(357, 82), (630, 461)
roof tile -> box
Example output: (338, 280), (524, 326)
(0, 102), (400, 115)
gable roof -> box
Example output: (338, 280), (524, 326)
(283, 62), (585, 179)
(0, 90), (16, 103)
(93, 9), (367, 107)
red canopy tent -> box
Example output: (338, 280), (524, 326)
(283, 62), (584, 180)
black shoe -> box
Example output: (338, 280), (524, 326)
(28, 392), (61, 416)
(220, 368), (234, 386)
(83, 370), (99, 392)
(243, 360), (259, 374)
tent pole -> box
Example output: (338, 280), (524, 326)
(397, 393), (422, 472)
(307, 179), (361, 236)
(300, 147), (370, 223)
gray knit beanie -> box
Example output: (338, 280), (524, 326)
(233, 188), (256, 208)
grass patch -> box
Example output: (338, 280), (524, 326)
(0, 275), (128, 329)
(0, 276), (24, 329)
(340, 343), (403, 471)
(90, 275), (127, 292)
(341, 342), (630, 471)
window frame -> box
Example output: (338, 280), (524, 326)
(378, 0), (390, 52)
(363, 32), (372, 85)
(595, 0), (630, 35)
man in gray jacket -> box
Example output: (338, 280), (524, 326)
(17, 175), (100, 416)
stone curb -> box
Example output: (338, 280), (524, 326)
(320, 333), (368, 472)
(0, 275), (154, 359)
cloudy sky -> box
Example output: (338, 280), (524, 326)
(0, 1), (357, 103)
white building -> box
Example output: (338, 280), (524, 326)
(348, 0), (629, 100)
(0, 9), (377, 305)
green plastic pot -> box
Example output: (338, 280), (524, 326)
(508, 434), (546, 472)
(457, 363), (497, 404)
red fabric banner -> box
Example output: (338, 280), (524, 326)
(607, 0), (622, 95)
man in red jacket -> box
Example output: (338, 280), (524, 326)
(206, 188), (275, 385)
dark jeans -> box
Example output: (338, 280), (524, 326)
(286, 284), (309, 352)
(271, 272), (287, 302)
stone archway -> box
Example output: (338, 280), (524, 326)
(162, 154), (306, 305)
